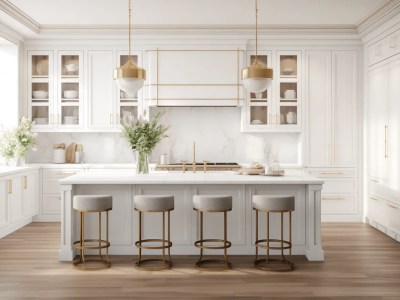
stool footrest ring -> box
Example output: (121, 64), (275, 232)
(194, 239), (231, 250)
(196, 259), (232, 271)
(73, 258), (111, 271)
(255, 238), (291, 250)
(135, 258), (172, 271)
(254, 258), (294, 272)
(135, 239), (172, 250)
(73, 239), (110, 250)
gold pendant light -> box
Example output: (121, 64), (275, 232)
(114, 0), (146, 94)
(242, 0), (273, 93)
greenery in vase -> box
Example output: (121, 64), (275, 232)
(121, 112), (169, 157)
(0, 117), (37, 161)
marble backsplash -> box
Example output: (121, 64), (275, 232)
(26, 107), (301, 165)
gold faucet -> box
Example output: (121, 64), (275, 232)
(193, 141), (196, 173)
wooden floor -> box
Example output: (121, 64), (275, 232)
(0, 223), (400, 299)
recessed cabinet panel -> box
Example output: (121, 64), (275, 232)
(25, 173), (39, 217)
(0, 180), (8, 229)
(9, 177), (24, 223)
(88, 51), (115, 129)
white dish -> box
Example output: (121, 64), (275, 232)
(32, 90), (48, 99)
(63, 90), (78, 99)
(64, 116), (78, 125)
(65, 64), (78, 72)
(251, 119), (263, 124)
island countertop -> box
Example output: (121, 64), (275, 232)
(59, 170), (324, 185)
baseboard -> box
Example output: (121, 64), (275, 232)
(0, 217), (32, 239)
(33, 215), (60, 222)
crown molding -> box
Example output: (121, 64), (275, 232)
(357, 0), (400, 36)
(0, 0), (40, 34)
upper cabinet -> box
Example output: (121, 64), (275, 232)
(367, 28), (400, 66)
(305, 50), (358, 168)
(241, 50), (302, 132)
(145, 49), (244, 107)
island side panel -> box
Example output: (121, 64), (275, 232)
(305, 184), (324, 261)
(59, 184), (74, 261)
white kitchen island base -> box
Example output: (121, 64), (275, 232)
(59, 171), (324, 261)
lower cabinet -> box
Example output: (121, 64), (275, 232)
(306, 168), (360, 221)
(0, 169), (40, 239)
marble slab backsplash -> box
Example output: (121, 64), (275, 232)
(26, 107), (301, 165)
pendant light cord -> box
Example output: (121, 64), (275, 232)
(255, 0), (258, 63)
(128, 0), (132, 60)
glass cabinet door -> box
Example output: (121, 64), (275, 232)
(29, 51), (53, 127)
(58, 51), (83, 127)
(116, 52), (140, 125)
(277, 52), (301, 127)
(247, 52), (272, 126)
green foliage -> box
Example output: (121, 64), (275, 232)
(121, 112), (168, 155)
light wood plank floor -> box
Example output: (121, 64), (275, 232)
(0, 223), (400, 299)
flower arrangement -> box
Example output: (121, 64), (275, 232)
(0, 117), (37, 166)
(121, 112), (168, 173)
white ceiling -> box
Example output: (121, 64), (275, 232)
(6, 0), (390, 27)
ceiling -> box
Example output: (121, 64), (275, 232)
(0, 0), (394, 38)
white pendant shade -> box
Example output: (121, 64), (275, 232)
(115, 77), (145, 95)
(242, 77), (272, 93)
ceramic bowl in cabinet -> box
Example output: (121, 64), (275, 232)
(65, 64), (78, 72)
(63, 90), (78, 99)
(32, 90), (48, 99)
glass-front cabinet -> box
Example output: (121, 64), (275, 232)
(28, 50), (83, 130)
(242, 50), (301, 132)
(28, 51), (53, 128)
(115, 51), (141, 126)
(58, 51), (83, 128)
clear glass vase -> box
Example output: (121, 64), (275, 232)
(136, 152), (149, 174)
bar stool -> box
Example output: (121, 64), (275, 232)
(134, 195), (174, 270)
(252, 195), (295, 272)
(72, 195), (112, 271)
(193, 195), (232, 270)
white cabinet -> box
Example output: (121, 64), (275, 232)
(0, 180), (8, 229)
(146, 49), (244, 107)
(305, 50), (358, 168)
(367, 57), (400, 189)
(241, 50), (302, 132)
(367, 28), (400, 66)
(9, 176), (24, 223)
(87, 50), (115, 129)
(24, 172), (39, 217)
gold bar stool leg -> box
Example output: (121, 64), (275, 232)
(266, 211), (270, 262)
(134, 195), (174, 271)
(193, 195), (232, 271)
(72, 195), (112, 271)
(255, 210), (259, 261)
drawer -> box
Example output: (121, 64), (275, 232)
(321, 195), (356, 215)
(322, 179), (356, 194)
(367, 196), (388, 228)
(386, 201), (400, 234)
(42, 194), (61, 215)
(42, 169), (82, 178)
(307, 169), (356, 178)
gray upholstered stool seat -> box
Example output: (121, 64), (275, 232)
(72, 195), (113, 271)
(134, 195), (174, 211)
(133, 195), (175, 270)
(73, 195), (113, 212)
(193, 195), (233, 270)
(193, 195), (232, 212)
(252, 195), (295, 272)
(252, 195), (295, 212)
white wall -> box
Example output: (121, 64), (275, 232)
(26, 107), (301, 165)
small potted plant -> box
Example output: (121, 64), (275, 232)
(0, 117), (37, 166)
(121, 112), (168, 174)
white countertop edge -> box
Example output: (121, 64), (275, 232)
(0, 165), (40, 177)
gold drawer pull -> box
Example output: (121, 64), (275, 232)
(322, 196), (345, 201)
(24, 176), (27, 189)
(387, 204), (398, 210)
(319, 172), (344, 176)
(8, 180), (12, 194)
(369, 178), (380, 183)
(369, 196), (379, 201)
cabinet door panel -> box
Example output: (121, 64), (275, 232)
(332, 51), (357, 167)
(367, 65), (388, 181)
(0, 181), (8, 229)
(306, 51), (331, 167)
(88, 51), (115, 128)
(10, 177), (24, 223)
(25, 173), (39, 217)
(387, 60), (400, 191)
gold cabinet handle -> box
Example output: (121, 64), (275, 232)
(369, 178), (380, 183)
(319, 172), (344, 176)
(369, 196), (379, 201)
(180, 160), (188, 173)
(384, 125), (388, 158)
(109, 113), (113, 125)
(24, 176), (27, 189)
(387, 203), (398, 209)
(321, 196), (345, 201)
(8, 180), (12, 194)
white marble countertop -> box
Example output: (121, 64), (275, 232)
(59, 170), (324, 185)
(0, 166), (40, 177)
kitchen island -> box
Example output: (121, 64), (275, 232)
(59, 171), (324, 261)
